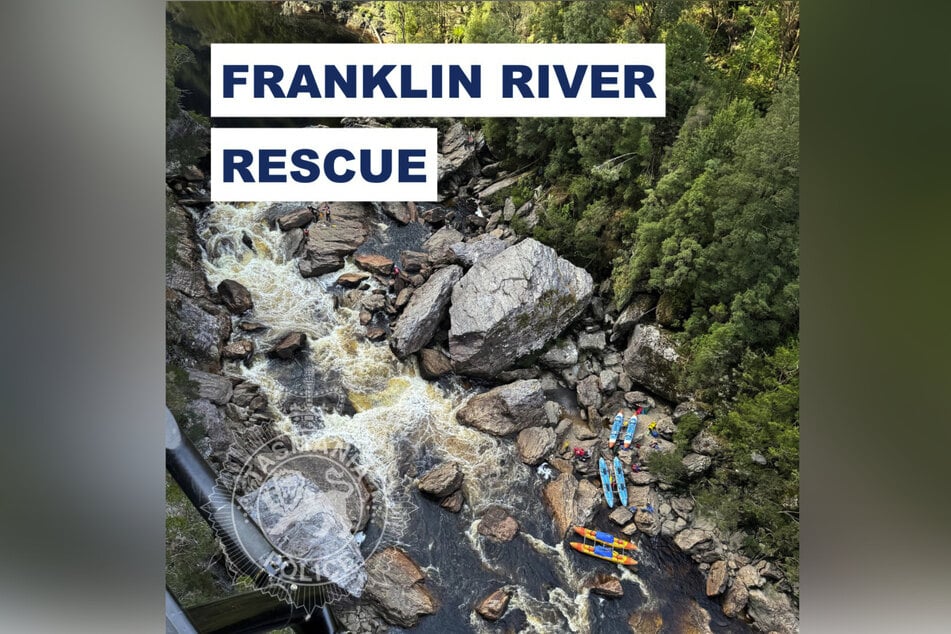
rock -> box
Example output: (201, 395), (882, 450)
(217, 279), (253, 314)
(359, 310), (372, 326)
(449, 239), (594, 377)
(418, 348), (453, 379)
(706, 561), (729, 597)
(621, 523), (639, 537)
(496, 368), (540, 382)
(599, 369), (619, 391)
(221, 339), (254, 360)
(576, 375), (602, 410)
(609, 506), (634, 526)
(364, 547), (437, 628)
(395, 287), (415, 310)
(671, 497), (695, 518)
(516, 427), (557, 465)
(628, 470), (657, 485)
(185, 369), (233, 405)
(577, 330), (606, 353)
(270, 332), (306, 359)
(621, 324), (683, 402)
(390, 265), (464, 357)
(276, 207), (312, 231)
(674, 528), (714, 554)
(673, 400), (712, 422)
(539, 338), (579, 369)
(449, 234), (507, 268)
(691, 430), (723, 456)
(298, 203), (371, 277)
(440, 490), (464, 513)
(682, 453), (713, 476)
(751, 451), (768, 465)
(502, 197), (517, 222)
(477, 505), (519, 542)
(166, 289), (231, 372)
(746, 586), (798, 633)
(380, 201), (412, 224)
(237, 320), (267, 332)
(336, 272), (371, 288)
(417, 462), (463, 497)
(398, 250), (429, 274)
(722, 582), (749, 619)
(365, 326), (386, 342)
(279, 227), (304, 261)
(585, 573), (623, 598)
(437, 122), (482, 197)
(475, 588), (511, 621)
(422, 225), (464, 263)
(355, 253), (394, 276)
(611, 293), (655, 343)
(542, 472), (601, 538)
(544, 401), (563, 425)
(736, 564), (764, 589)
(456, 380), (546, 437)
(628, 610), (663, 634)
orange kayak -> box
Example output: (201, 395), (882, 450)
(569, 541), (637, 566)
(573, 526), (638, 551)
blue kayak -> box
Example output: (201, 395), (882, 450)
(599, 457), (615, 508)
(608, 412), (624, 448)
(613, 456), (628, 507)
(623, 414), (637, 449)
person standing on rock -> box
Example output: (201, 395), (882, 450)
(321, 202), (331, 224)
(308, 204), (319, 223)
(392, 264), (406, 294)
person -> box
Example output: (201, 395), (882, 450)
(645, 503), (654, 514)
(321, 202), (331, 223)
(632, 463), (641, 473)
(648, 421), (658, 438)
(308, 204), (319, 223)
(573, 447), (589, 461)
(302, 227), (309, 239)
(465, 129), (475, 150)
(392, 264), (406, 294)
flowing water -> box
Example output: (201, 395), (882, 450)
(192, 200), (750, 633)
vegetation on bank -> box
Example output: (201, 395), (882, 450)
(166, 0), (799, 590)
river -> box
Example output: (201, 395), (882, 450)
(191, 199), (751, 633)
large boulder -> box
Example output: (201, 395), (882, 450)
(437, 122), (482, 197)
(270, 332), (306, 359)
(275, 207), (313, 231)
(674, 528), (714, 555)
(456, 380), (546, 436)
(584, 573), (623, 598)
(166, 289), (231, 372)
(611, 294), (656, 343)
(380, 201), (413, 224)
(621, 324), (684, 402)
(185, 369), (233, 405)
(355, 253), (394, 276)
(417, 462), (463, 497)
(576, 375), (602, 410)
(449, 239), (594, 377)
(449, 234), (507, 268)
(298, 203), (371, 277)
(542, 472), (601, 538)
(217, 279), (253, 314)
(390, 265), (463, 357)
(515, 427), (557, 465)
(364, 547), (437, 628)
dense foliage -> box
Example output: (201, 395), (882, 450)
(346, 0), (799, 585)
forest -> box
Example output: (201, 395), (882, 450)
(168, 0), (799, 587)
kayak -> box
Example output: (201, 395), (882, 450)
(569, 542), (637, 566)
(608, 412), (624, 448)
(598, 457), (614, 508)
(623, 414), (637, 449)
(573, 526), (637, 551)
(613, 456), (628, 507)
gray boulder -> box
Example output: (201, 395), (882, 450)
(576, 374), (602, 410)
(682, 453), (713, 477)
(539, 338), (579, 369)
(477, 505), (520, 542)
(422, 225), (464, 264)
(456, 380), (546, 436)
(621, 324), (684, 402)
(364, 547), (437, 628)
(577, 330), (605, 353)
(449, 234), (507, 268)
(390, 265), (463, 358)
(611, 293), (656, 343)
(418, 348), (453, 379)
(185, 369), (233, 405)
(449, 239), (593, 377)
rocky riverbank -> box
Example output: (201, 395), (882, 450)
(166, 119), (798, 632)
